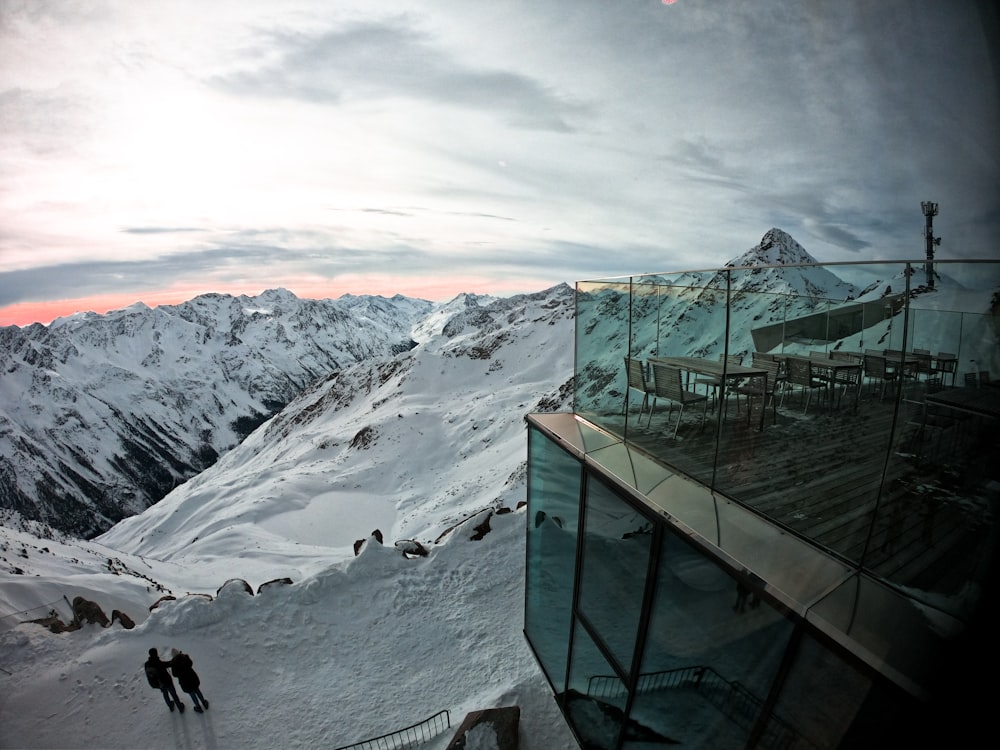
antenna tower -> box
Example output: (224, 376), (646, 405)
(921, 201), (941, 289)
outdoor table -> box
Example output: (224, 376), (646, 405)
(925, 386), (1000, 420)
(789, 355), (862, 409)
(650, 356), (769, 431)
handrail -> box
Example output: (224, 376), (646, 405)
(333, 709), (451, 750)
(587, 666), (816, 749)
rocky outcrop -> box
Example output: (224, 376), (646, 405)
(71, 596), (109, 627)
(257, 577), (293, 594)
(394, 540), (430, 558)
(28, 596), (134, 633)
(217, 578), (254, 597)
(446, 706), (521, 750)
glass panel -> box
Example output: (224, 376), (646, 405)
(564, 623), (628, 750)
(578, 475), (653, 676)
(524, 424), (582, 693)
(764, 631), (920, 750)
(625, 280), (668, 442)
(863, 260), (1000, 624)
(562, 259), (999, 736)
(575, 280), (631, 436)
(574, 260), (999, 572)
(628, 530), (795, 749)
(868, 312), (998, 620)
(809, 572), (962, 702)
(638, 270), (725, 489)
(714, 496), (853, 609)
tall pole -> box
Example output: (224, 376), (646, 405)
(921, 201), (939, 289)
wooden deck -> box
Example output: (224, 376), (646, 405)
(604, 380), (998, 607)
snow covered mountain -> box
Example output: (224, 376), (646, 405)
(1, 234), (995, 748)
(0, 289), (432, 537)
(0, 229), (865, 541)
(96, 283), (577, 565)
(0, 283), (579, 749)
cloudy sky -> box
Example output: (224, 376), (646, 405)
(1, 0), (997, 325)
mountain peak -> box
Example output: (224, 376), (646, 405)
(730, 228), (819, 267)
(717, 228), (856, 301)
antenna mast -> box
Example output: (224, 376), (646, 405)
(921, 201), (941, 289)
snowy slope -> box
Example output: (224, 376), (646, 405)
(0, 510), (577, 749)
(0, 284), (578, 749)
(3, 232), (994, 749)
(95, 284), (575, 570)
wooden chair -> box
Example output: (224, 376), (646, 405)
(735, 358), (781, 426)
(623, 357), (654, 422)
(786, 357), (828, 413)
(913, 349), (933, 380)
(863, 354), (898, 401)
(831, 361), (863, 409)
(931, 352), (957, 386)
(753, 352), (786, 406)
(649, 362), (709, 438)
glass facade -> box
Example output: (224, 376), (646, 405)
(525, 259), (998, 748)
(525, 422), (581, 691)
(573, 260), (999, 619)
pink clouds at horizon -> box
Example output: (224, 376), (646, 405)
(0, 275), (559, 327)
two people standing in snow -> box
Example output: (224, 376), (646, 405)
(144, 647), (210, 714)
(168, 648), (210, 713)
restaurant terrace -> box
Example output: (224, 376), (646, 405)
(524, 258), (999, 748)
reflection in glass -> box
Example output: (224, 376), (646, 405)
(629, 532), (794, 749)
(578, 476), (653, 676)
(565, 623), (678, 750)
(573, 261), (999, 632)
(524, 424), (582, 692)
(767, 632), (889, 749)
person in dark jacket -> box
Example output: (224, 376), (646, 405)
(145, 648), (184, 713)
(169, 648), (209, 713)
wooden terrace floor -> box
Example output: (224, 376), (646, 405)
(602, 379), (998, 608)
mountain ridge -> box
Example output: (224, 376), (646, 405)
(0, 289), (433, 537)
(3, 228), (954, 539)
(1, 234), (995, 748)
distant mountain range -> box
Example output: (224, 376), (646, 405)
(2, 228), (990, 539)
(0, 289), (432, 536)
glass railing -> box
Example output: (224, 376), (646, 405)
(573, 259), (1000, 623)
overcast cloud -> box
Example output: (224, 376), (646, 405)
(0, 0), (997, 323)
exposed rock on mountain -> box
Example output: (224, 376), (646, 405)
(95, 282), (577, 562)
(0, 289), (432, 537)
(725, 228), (858, 300)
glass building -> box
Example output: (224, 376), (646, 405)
(524, 259), (999, 749)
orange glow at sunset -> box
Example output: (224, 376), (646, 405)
(0, 275), (550, 327)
